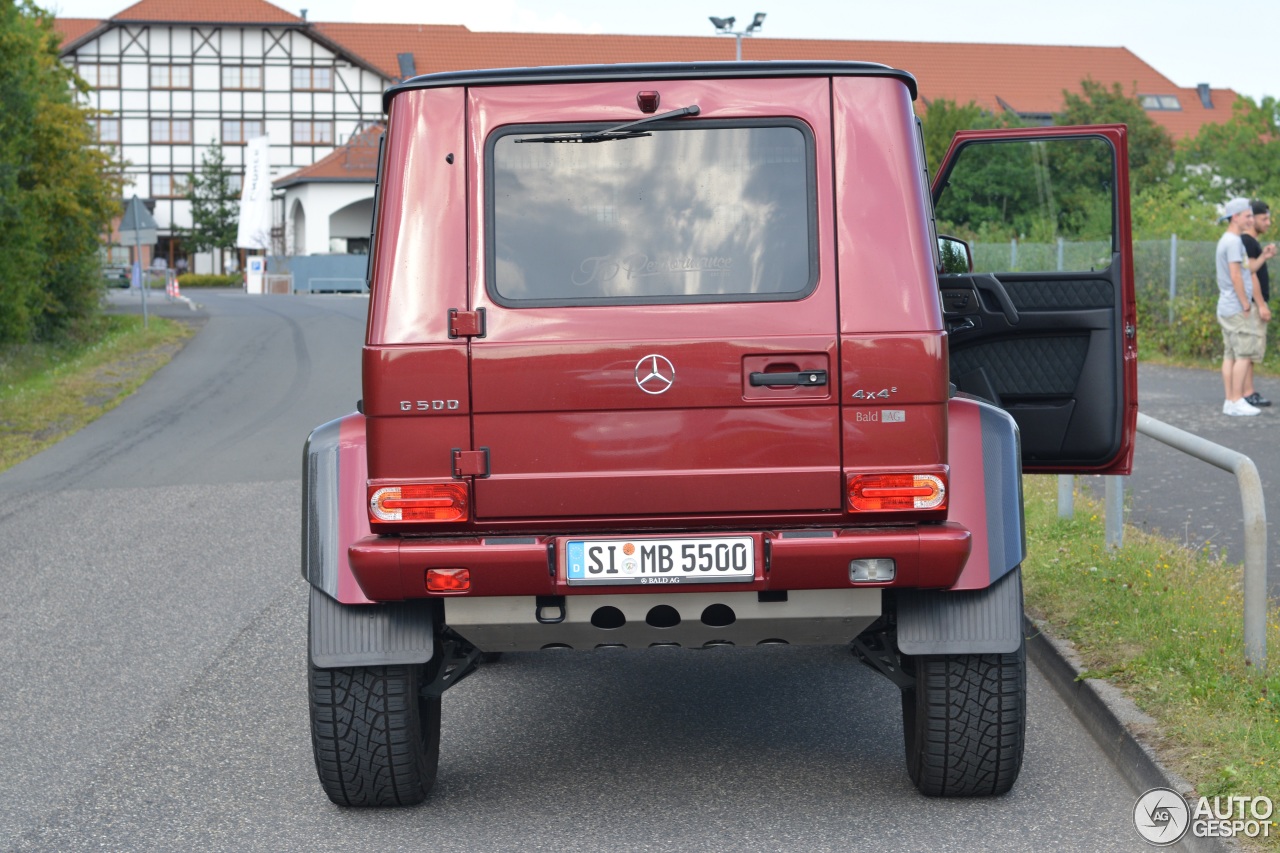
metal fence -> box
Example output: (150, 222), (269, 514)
(973, 237), (1219, 322)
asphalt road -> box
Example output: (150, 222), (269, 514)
(1101, 362), (1280, 595)
(0, 289), (1155, 851)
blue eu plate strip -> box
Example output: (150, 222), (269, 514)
(566, 541), (584, 580)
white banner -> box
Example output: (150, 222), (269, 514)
(236, 136), (273, 250)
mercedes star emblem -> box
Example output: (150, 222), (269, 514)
(634, 354), (675, 395)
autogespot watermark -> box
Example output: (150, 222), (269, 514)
(1134, 787), (1276, 845)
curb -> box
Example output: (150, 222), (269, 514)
(1025, 615), (1237, 853)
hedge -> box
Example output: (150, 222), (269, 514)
(176, 273), (242, 288)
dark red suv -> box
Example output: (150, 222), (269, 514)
(303, 61), (1136, 806)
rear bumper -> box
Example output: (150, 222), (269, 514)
(347, 522), (971, 601)
(444, 589), (881, 651)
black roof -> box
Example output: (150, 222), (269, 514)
(383, 60), (917, 113)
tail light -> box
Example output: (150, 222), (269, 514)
(848, 473), (947, 512)
(369, 483), (469, 523)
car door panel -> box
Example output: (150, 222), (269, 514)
(932, 125), (1137, 475)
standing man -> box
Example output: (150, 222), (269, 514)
(1216, 198), (1267, 416)
(1240, 199), (1278, 406)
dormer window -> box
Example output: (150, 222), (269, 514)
(1139, 95), (1181, 111)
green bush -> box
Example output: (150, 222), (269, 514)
(1138, 289), (1280, 373)
(176, 273), (241, 288)
(1138, 293), (1222, 361)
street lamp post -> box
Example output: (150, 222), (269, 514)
(709, 12), (766, 61)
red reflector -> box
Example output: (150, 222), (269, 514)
(426, 568), (471, 592)
(370, 483), (469, 522)
(849, 474), (947, 512)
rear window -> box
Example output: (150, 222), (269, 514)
(486, 120), (817, 307)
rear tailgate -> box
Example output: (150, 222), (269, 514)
(466, 77), (842, 521)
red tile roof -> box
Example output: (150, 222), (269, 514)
(275, 124), (384, 186)
(110, 0), (302, 24)
(313, 24), (1236, 139)
(55, 1), (1238, 140)
(53, 17), (104, 46)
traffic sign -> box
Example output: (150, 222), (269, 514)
(119, 196), (158, 246)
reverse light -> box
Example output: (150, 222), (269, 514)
(848, 474), (947, 512)
(426, 568), (471, 592)
(850, 558), (896, 583)
(370, 483), (469, 522)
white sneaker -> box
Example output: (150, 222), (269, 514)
(1226, 398), (1261, 416)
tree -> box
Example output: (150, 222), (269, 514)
(0, 0), (121, 343)
(1176, 96), (1280, 206)
(1055, 79), (1175, 193)
(183, 139), (239, 274)
(918, 98), (1011, 175)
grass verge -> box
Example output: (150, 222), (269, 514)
(1023, 475), (1280, 845)
(0, 314), (196, 473)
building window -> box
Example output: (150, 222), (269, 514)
(228, 173), (243, 195)
(1140, 94), (1182, 111)
(221, 65), (262, 90)
(291, 66), (332, 91)
(151, 119), (192, 144)
(150, 65), (192, 89)
(292, 120), (333, 145)
(222, 119), (265, 144)
(91, 117), (121, 143)
(78, 63), (119, 88)
(150, 173), (189, 198)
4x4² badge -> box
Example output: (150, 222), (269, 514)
(635, 354), (675, 395)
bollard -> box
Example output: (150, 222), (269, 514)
(1058, 474), (1074, 518)
(1104, 475), (1124, 549)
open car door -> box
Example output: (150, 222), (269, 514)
(932, 124), (1137, 474)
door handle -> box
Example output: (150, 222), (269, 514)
(749, 370), (828, 387)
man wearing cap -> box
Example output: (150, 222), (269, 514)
(1240, 200), (1278, 407)
(1216, 197), (1268, 416)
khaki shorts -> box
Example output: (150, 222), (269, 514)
(1220, 310), (1266, 362)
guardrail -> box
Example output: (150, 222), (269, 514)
(1062, 414), (1267, 671)
(1133, 413), (1267, 671)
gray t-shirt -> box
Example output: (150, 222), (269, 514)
(1217, 231), (1254, 317)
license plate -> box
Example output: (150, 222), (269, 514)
(565, 536), (755, 586)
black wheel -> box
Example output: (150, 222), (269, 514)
(900, 642), (1025, 797)
(308, 659), (441, 807)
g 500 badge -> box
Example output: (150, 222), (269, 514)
(851, 387), (897, 400)
(400, 400), (461, 411)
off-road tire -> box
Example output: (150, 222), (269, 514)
(900, 643), (1025, 797)
(308, 660), (441, 807)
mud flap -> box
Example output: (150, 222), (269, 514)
(309, 587), (437, 668)
(895, 565), (1023, 655)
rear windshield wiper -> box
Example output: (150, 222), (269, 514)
(515, 105), (700, 144)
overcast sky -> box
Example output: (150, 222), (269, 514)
(49, 0), (1278, 104)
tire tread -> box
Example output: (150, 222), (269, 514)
(903, 646), (1025, 797)
(308, 662), (439, 807)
